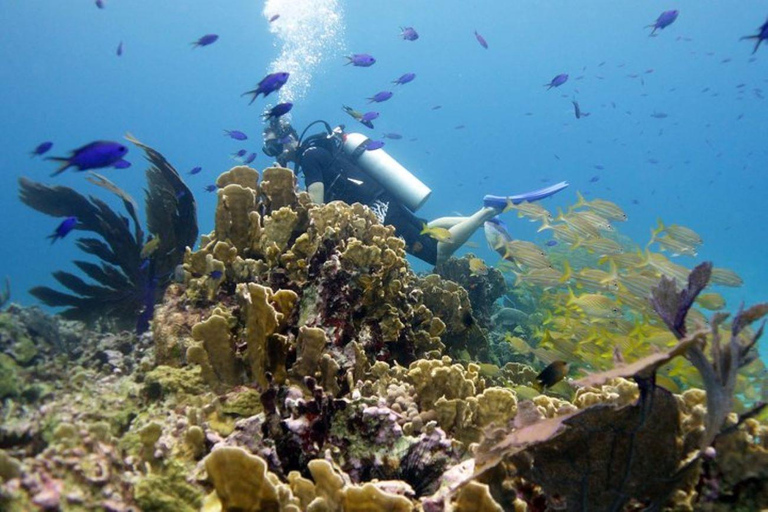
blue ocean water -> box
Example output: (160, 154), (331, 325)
(1, 1), (766, 349)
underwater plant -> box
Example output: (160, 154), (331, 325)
(0, 278), (9, 310)
(18, 135), (197, 332)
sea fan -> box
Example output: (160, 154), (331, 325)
(18, 136), (197, 331)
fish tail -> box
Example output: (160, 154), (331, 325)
(575, 191), (587, 209)
(241, 89), (259, 104)
(46, 233), (59, 244)
(560, 260), (572, 283)
(46, 156), (71, 176)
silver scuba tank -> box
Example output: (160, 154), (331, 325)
(340, 132), (432, 212)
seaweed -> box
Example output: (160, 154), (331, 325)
(651, 261), (768, 447)
(0, 277), (9, 310)
(18, 136), (197, 331)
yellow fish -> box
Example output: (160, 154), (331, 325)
(654, 234), (698, 257)
(469, 257), (488, 276)
(420, 224), (452, 242)
(505, 200), (553, 223)
(568, 290), (622, 318)
(515, 267), (566, 288)
(696, 292), (726, 311)
(574, 192), (628, 221)
(572, 236), (624, 256)
(140, 236), (161, 259)
(710, 267), (743, 287)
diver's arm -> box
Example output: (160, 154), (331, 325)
(308, 182), (325, 205)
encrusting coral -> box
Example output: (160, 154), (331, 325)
(2, 165), (767, 511)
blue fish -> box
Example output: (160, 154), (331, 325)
(364, 140), (385, 151)
(31, 141), (53, 157)
(192, 34), (219, 48)
(392, 72), (416, 85)
(400, 27), (419, 41)
(382, 133), (402, 140)
(345, 53), (376, 67)
(647, 10), (679, 35)
(367, 91), (393, 103)
(474, 30), (488, 49)
(545, 240), (558, 247)
(48, 216), (78, 243)
(361, 111), (379, 123)
(116, 41), (123, 57)
(188, 166), (202, 175)
(112, 159), (131, 169)
(47, 141), (129, 176)
(242, 72), (290, 104)
(209, 270), (224, 280)
(95, 0), (104, 8)
(545, 74), (569, 90)
(269, 14), (280, 23)
(233, 149), (247, 158)
(243, 153), (257, 164)
(205, 184), (217, 192)
(741, 18), (768, 54)
(224, 130), (248, 141)
(262, 102), (293, 120)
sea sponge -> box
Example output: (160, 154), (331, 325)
(191, 308), (241, 387)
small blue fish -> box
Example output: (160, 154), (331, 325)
(116, 41), (123, 57)
(233, 149), (247, 158)
(367, 91), (393, 103)
(243, 153), (257, 164)
(209, 270), (224, 280)
(345, 53), (376, 67)
(741, 19), (768, 54)
(95, 0), (104, 8)
(400, 27), (419, 41)
(188, 166), (202, 175)
(474, 30), (488, 49)
(224, 130), (248, 141)
(546, 240), (558, 247)
(545, 74), (569, 90)
(262, 102), (293, 120)
(31, 141), (53, 157)
(112, 159), (131, 169)
(269, 14), (280, 23)
(364, 140), (385, 151)
(48, 216), (78, 244)
(589, 175), (600, 183)
(361, 111), (379, 123)
(647, 10), (679, 35)
(192, 34), (219, 48)
(572, 100), (590, 119)
(139, 259), (150, 271)
(382, 133), (402, 140)
(342, 105), (374, 129)
(47, 141), (129, 176)
(242, 72), (290, 104)
(205, 184), (217, 192)
(392, 72), (416, 85)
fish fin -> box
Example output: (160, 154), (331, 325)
(560, 260), (572, 283)
(574, 191), (588, 209)
(46, 157), (71, 177)
(536, 217), (552, 232)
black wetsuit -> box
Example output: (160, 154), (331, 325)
(299, 141), (438, 265)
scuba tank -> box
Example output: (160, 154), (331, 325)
(340, 132), (432, 212)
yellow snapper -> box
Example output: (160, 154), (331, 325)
(420, 224), (452, 242)
(654, 234), (698, 257)
(572, 236), (624, 256)
(575, 191), (628, 221)
(505, 200), (553, 223)
(710, 267), (743, 287)
(568, 290), (622, 318)
(515, 266), (568, 288)
(696, 292), (726, 310)
(572, 210), (614, 232)
(469, 257), (488, 276)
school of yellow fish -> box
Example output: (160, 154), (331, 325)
(488, 192), (764, 403)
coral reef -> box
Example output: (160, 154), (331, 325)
(3, 166), (768, 511)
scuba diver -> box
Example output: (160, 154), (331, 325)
(262, 117), (568, 266)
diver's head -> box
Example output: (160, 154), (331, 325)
(262, 118), (299, 166)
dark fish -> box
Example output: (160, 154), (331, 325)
(593, 164), (604, 170)
(647, 10), (679, 35)
(431, 105), (442, 110)
(545, 240), (558, 247)
(392, 72), (416, 85)
(741, 18), (768, 54)
(191, 34), (219, 48)
(224, 130), (248, 140)
(474, 30), (488, 49)
(48, 216), (78, 243)
(269, 14), (280, 23)
(650, 112), (668, 119)
(188, 166), (202, 175)
(367, 91), (393, 103)
(364, 140), (385, 151)
(209, 270), (224, 280)
(382, 133), (402, 140)
(400, 27), (419, 41)
(116, 41), (123, 56)
(545, 74), (569, 90)
(31, 141), (53, 157)
(47, 141), (129, 176)
(572, 100), (590, 119)
(589, 175), (600, 183)
(361, 111), (379, 123)
(233, 149), (247, 158)
(242, 72), (290, 103)
(262, 102), (293, 120)
(112, 159), (131, 169)
(345, 53), (376, 67)
(243, 153), (257, 164)
(205, 184), (217, 192)
(536, 360), (569, 388)
(95, 0), (104, 8)
(454, 124), (465, 129)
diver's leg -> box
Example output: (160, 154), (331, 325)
(426, 216), (466, 229)
(435, 206), (498, 264)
